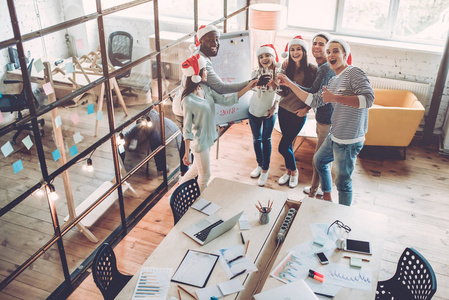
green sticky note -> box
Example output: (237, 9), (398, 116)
(350, 257), (362, 268)
(313, 236), (327, 247)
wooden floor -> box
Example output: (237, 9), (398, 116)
(66, 121), (449, 300)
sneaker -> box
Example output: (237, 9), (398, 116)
(289, 174), (298, 188)
(278, 173), (290, 185)
(251, 166), (262, 178)
(258, 170), (269, 186)
(129, 139), (138, 150)
(303, 186), (324, 196)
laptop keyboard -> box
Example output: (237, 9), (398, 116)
(194, 220), (224, 242)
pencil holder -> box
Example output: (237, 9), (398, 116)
(259, 209), (270, 224)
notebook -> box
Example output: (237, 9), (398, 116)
(183, 211), (244, 245)
(254, 279), (319, 300)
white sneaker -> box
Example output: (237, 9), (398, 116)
(251, 166), (262, 178)
(303, 186), (324, 196)
(278, 173), (290, 185)
(289, 174), (298, 188)
(258, 170), (269, 186)
(129, 139), (138, 150)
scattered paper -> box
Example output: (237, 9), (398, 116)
(42, 82), (54, 95)
(196, 284), (222, 300)
(270, 250), (314, 284)
(13, 159), (23, 174)
(132, 267), (172, 300)
(218, 244), (257, 278)
(254, 279), (318, 300)
(239, 212), (250, 230)
(87, 104), (95, 115)
(97, 111), (103, 121)
(191, 198), (221, 215)
(34, 59), (45, 73)
(52, 148), (61, 161)
(1, 141), (14, 157)
(325, 263), (372, 291)
(65, 62), (75, 73)
(73, 132), (83, 144)
(71, 112), (80, 125)
(55, 115), (62, 128)
(70, 145), (78, 157)
(22, 135), (34, 150)
(218, 278), (244, 295)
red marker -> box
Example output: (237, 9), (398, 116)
(309, 269), (324, 278)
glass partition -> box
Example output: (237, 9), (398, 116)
(0, 1), (13, 42)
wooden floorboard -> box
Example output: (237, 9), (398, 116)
(2, 114), (448, 299)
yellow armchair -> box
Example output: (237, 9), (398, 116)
(364, 89), (425, 158)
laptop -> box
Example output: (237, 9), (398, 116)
(183, 211), (244, 245)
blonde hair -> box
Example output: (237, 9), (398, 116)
(257, 54), (277, 75)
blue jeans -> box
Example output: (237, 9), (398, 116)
(313, 135), (363, 206)
(278, 107), (306, 171)
(248, 112), (277, 170)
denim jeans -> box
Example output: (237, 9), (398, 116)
(313, 135), (363, 206)
(248, 112), (277, 170)
(278, 107), (307, 171)
(310, 122), (331, 194)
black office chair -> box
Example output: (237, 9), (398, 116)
(170, 178), (201, 224)
(92, 243), (132, 300)
(376, 247), (437, 300)
(108, 31), (136, 97)
(0, 58), (45, 144)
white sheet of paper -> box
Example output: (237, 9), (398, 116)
(171, 250), (218, 288)
(218, 278), (244, 295)
(195, 284), (223, 300)
(191, 198), (221, 215)
(254, 279), (318, 300)
(132, 267), (172, 300)
(218, 245), (257, 278)
(238, 212), (250, 230)
(325, 263), (372, 291)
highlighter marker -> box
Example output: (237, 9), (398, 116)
(309, 269), (324, 278)
(308, 272), (324, 282)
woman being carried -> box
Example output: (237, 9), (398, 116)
(179, 54), (257, 191)
(248, 44), (281, 187)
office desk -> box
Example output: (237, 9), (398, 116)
(258, 198), (388, 299)
(116, 177), (288, 299)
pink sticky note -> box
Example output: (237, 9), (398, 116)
(71, 112), (80, 125)
(76, 38), (85, 50)
(42, 82), (54, 95)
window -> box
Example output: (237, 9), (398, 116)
(287, 0), (449, 45)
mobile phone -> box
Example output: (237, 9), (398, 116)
(344, 239), (372, 255)
(316, 252), (329, 264)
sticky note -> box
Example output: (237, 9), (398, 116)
(118, 144), (125, 154)
(76, 38), (85, 50)
(55, 115), (62, 128)
(42, 82), (54, 95)
(13, 160), (23, 174)
(96, 111), (103, 121)
(22, 135), (33, 150)
(1, 141), (14, 157)
(0, 90), (2, 98)
(313, 236), (327, 247)
(71, 112), (80, 125)
(70, 144), (78, 157)
(65, 62), (75, 74)
(350, 257), (362, 268)
(52, 148), (61, 161)
(87, 104), (94, 115)
(34, 58), (45, 73)
(0, 111), (4, 124)
(73, 132), (83, 144)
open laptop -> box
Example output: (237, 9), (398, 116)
(183, 211), (244, 245)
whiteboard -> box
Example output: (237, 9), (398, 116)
(211, 31), (252, 126)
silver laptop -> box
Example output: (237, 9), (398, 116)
(183, 211), (244, 245)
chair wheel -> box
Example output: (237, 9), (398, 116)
(11, 140), (17, 145)
(40, 130), (45, 137)
(39, 119), (45, 126)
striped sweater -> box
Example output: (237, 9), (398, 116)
(305, 66), (374, 144)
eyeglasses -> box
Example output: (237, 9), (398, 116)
(327, 220), (351, 235)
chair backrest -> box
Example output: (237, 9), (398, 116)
(92, 243), (132, 300)
(391, 247), (437, 299)
(108, 31), (133, 67)
(169, 178), (201, 224)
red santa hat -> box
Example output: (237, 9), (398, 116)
(326, 38), (352, 65)
(189, 24), (220, 52)
(256, 44), (280, 67)
(181, 54), (207, 83)
(281, 35), (308, 59)
(312, 31), (332, 43)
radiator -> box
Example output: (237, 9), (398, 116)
(368, 76), (431, 107)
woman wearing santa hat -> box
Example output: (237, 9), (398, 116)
(179, 54), (257, 191)
(248, 44), (281, 187)
(276, 38), (374, 206)
(277, 36), (316, 188)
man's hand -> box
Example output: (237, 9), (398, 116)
(322, 86), (336, 103)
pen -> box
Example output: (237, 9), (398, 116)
(240, 232), (245, 244)
(178, 288), (182, 300)
(228, 255), (244, 263)
(314, 292), (334, 298)
(344, 255), (370, 262)
(230, 269), (246, 279)
(200, 202), (211, 211)
(245, 240), (250, 254)
(177, 285), (198, 300)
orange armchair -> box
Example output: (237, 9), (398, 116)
(364, 89), (425, 159)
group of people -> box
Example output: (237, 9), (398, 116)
(174, 25), (374, 206)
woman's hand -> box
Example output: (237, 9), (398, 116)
(322, 86), (336, 103)
(294, 106), (310, 117)
(183, 152), (192, 166)
(276, 73), (292, 88)
(266, 103), (277, 118)
(282, 60), (288, 70)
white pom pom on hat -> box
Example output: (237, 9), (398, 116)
(182, 54), (207, 83)
(190, 24), (220, 53)
(281, 35), (308, 58)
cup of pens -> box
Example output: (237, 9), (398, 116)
(256, 200), (272, 225)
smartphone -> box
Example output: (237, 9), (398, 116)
(316, 252), (329, 264)
(344, 239), (372, 255)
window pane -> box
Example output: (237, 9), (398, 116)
(341, 0), (390, 33)
(287, 0), (337, 30)
(394, 0), (449, 44)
